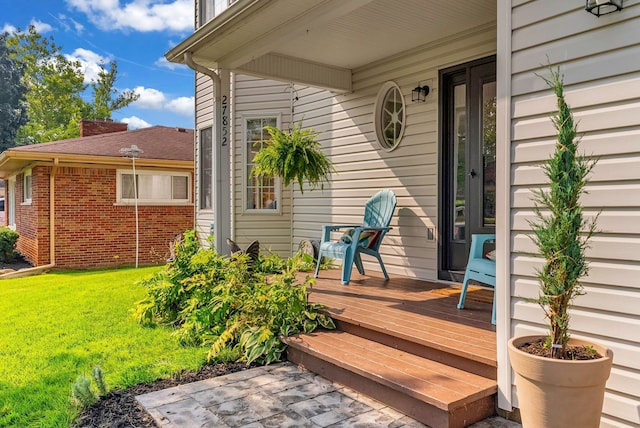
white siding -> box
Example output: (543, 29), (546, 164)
(194, 72), (215, 244)
(232, 75), (293, 255)
(508, 1), (640, 424)
(289, 24), (496, 280)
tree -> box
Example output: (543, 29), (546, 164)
(87, 61), (138, 120)
(7, 26), (138, 144)
(7, 26), (87, 144)
(0, 33), (28, 152)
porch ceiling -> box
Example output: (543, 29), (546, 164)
(166, 0), (496, 92)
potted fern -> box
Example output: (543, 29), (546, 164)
(251, 121), (334, 194)
(507, 67), (613, 427)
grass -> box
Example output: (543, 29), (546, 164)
(0, 267), (209, 427)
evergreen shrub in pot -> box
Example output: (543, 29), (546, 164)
(507, 67), (613, 428)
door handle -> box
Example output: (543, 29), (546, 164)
(468, 169), (477, 178)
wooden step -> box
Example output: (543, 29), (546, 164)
(284, 330), (497, 428)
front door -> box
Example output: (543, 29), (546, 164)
(440, 57), (496, 280)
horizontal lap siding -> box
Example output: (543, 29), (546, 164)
(290, 24), (497, 281)
(509, 1), (640, 424)
(232, 75), (292, 256)
(195, 73), (214, 244)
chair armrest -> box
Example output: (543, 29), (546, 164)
(320, 224), (361, 242)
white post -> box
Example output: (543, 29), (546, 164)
(213, 68), (231, 255)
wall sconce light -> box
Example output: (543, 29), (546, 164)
(412, 84), (430, 102)
(586, 0), (623, 17)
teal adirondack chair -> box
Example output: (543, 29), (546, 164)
(457, 234), (497, 324)
(315, 189), (397, 285)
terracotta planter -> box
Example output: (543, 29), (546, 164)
(508, 335), (613, 428)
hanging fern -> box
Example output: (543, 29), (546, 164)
(250, 121), (334, 194)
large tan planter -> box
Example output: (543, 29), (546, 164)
(508, 335), (613, 428)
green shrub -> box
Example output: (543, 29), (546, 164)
(134, 232), (335, 365)
(70, 365), (107, 409)
(0, 227), (19, 263)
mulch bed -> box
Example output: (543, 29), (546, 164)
(74, 362), (255, 428)
(0, 253), (33, 271)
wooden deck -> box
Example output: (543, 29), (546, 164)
(284, 268), (498, 428)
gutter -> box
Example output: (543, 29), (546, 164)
(165, 0), (262, 64)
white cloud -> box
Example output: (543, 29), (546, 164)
(2, 19), (53, 35)
(1, 24), (17, 34)
(122, 116), (152, 129)
(166, 96), (194, 116)
(57, 14), (85, 34)
(154, 56), (186, 71)
(131, 86), (193, 117)
(30, 19), (54, 34)
(132, 86), (167, 109)
(65, 48), (110, 83)
(65, 0), (193, 32)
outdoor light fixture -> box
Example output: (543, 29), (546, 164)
(412, 84), (430, 102)
(586, 0), (623, 17)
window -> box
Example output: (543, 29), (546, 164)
(23, 169), (32, 204)
(245, 116), (279, 212)
(117, 170), (191, 204)
(374, 81), (406, 151)
(199, 127), (213, 210)
(198, 0), (214, 27)
(8, 178), (16, 227)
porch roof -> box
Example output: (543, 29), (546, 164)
(166, 0), (496, 92)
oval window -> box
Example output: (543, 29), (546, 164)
(374, 81), (405, 151)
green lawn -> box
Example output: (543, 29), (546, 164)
(0, 267), (208, 427)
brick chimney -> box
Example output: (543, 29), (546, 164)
(80, 119), (128, 137)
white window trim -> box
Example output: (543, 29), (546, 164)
(8, 177), (16, 228)
(198, 125), (214, 212)
(374, 81), (406, 152)
(115, 170), (192, 205)
(242, 113), (282, 214)
(22, 169), (32, 205)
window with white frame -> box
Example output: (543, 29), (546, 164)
(245, 116), (279, 212)
(199, 0), (237, 27)
(117, 170), (191, 204)
(198, 0), (214, 27)
(23, 169), (32, 203)
(199, 127), (213, 210)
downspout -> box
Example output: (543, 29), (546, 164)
(183, 52), (231, 255)
(184, 52), (221, 90)
(48, 158), (58, 266)
(184, 51), (221, 245)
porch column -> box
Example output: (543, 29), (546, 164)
(213, 68), (231, 255)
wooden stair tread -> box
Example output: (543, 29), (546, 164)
(319, 302), (496, 366)
(284, 330), (496, 411)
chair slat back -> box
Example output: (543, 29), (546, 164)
(363, 189), (397, 228)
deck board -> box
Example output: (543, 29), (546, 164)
(285, 331), (497, 410)
(306, 268), (497, 367)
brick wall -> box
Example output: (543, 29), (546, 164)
(80, 119), (128, 137)
(16, 165), (194, 269)
(15, 166), (50, 265)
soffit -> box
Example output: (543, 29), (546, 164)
(168, 0), (496, 90)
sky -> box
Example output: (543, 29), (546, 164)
(2, 0), (196, 130)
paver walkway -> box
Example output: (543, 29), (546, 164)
(137, 362), (521, 428)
